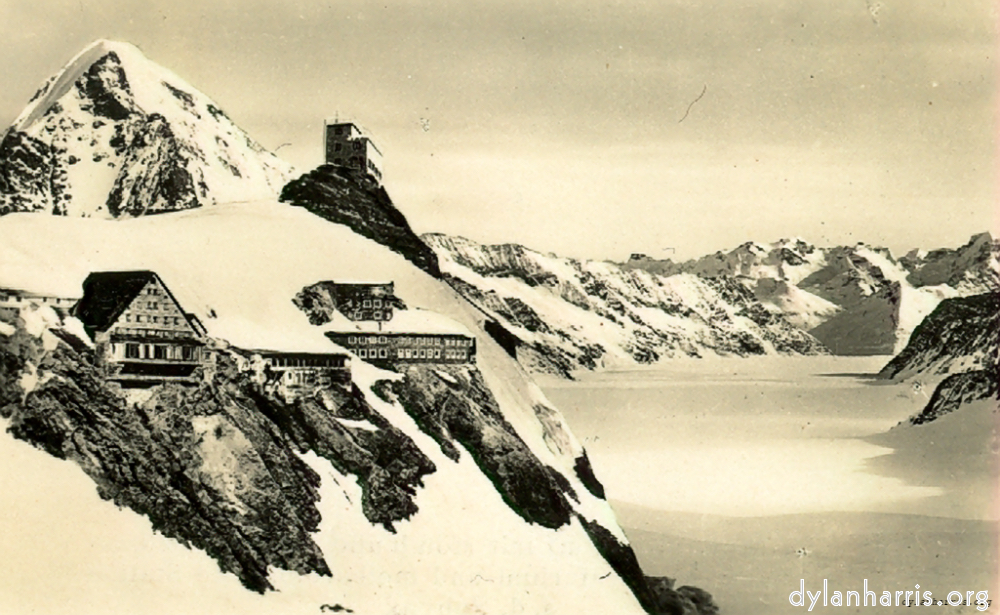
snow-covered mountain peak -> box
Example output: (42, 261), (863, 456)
(0, 39), (294, 218)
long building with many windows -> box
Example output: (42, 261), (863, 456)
(326, 331), (476, 367)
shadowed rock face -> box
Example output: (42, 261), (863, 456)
(423, 233), (826, 377)
(880, 292), (1000, 380)
(379, 364), (574, 529)
(908, 370), (998, 425)
(0, 44), (290, 218)
(0, 317), (435, 593)
(281, 165), (441, 278)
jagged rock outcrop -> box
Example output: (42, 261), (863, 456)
(423, 233), (826, 376)
(907, 370), (997, 425)
(878, 292), (998, 425)
(0, 40), (290, 217)
(281, 165), (441, 278)
(901, 232), (1000, 293)
(378, 364), (574, 529)
(378, 363), (715, 615)
(879, 292), (1000, 380)
(0, 308), (436, 593)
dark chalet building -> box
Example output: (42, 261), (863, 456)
(73, 271), (208, 386)
(331, 281), (400, 323)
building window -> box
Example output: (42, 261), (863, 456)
(334, 143), (342, 151)
(378, 336), (387, 344)
(359, 349), (368, 358)
(334, 126), (343, 135)
(348, 336), (356, 344)
(154, 345), (167, 360)
(363, 299), (372, 308)
(136, 315), (143, 323)
(182, 346), (195, 361)
(378, 349), (387, 358)
(373, 310), (382, 320)
(125, 343), (140, 359)
(434, 349), (441, 359)
(352, 141), (361, 151)
(173, 317), (180, 325)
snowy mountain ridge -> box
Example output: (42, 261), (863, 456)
(0, 39), (292, 217)
(423, 233), (827, 377)
(624, 233), (997, 356)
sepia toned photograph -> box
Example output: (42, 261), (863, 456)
(0, 1), (996, 614)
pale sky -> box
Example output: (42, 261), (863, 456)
(0, 1), (996, 260)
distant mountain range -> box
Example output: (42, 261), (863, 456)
(423, 233), (826, 377)
(424, 232), (998, 376)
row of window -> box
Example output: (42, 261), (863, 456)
(284, 371), (318, 385)
(114, 327), (195, 338)
(346, 335), (473, 347)
(350, 310), (390, 321)
(355, 347), (469, 360)
(266, 356), (348, 368)
(123, 343), (198, 361)
(124, 313), (182, 325)
(0, 295), (74, 305)
(345, 298), (387, 309)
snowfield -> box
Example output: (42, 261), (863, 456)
(0, 201), (648, 615)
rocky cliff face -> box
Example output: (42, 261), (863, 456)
(901, 232), (1000, 293)
(624, 235), (998, 356)
(423, 233), (827, 377)
(878, 292), (999, 425)
(906, 370), (997, 425)
(879, 292), (999, 380)
(0, 307), (437, 593)
(281, 165), (440, 278)
(0, 40), (291, 217)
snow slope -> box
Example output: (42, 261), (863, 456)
(0, 40), (292, 217)
(0, 202), (653, 615)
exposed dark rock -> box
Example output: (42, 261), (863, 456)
(245, 383), (436, 531)
(880, 292), (1000, 379)
(0, 315), (438, 592)
(106, 114), (203, 217)
(0, 130), (60, 214)
(578, 515), (717, 615)
(386, 364), (573, 529)
(76, 52), (137, 121)
(909, 370), (998, 425)
(573, 451), (606, 499)
(280, 165), (441, 277)
(483, 318), (522, 359)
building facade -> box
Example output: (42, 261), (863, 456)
(251, 350), (352, 400)
(0, 288), (78, 323)
(324, 121), (384, 184)
(329, 281), (398, 323)
(73, 271), (208, 386)
(326, 331), (476, 367)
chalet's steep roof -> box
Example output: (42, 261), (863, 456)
(74, 270), (199, 338)
(74, 271), (156, 334)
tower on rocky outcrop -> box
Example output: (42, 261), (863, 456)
(324, 119), (383, 184)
